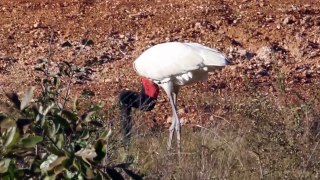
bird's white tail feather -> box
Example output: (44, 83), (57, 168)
(185, 43), (229, 67)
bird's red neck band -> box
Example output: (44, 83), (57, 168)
(141, 77), (159, 99)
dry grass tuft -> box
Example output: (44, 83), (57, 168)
(114, 81), (320, 179)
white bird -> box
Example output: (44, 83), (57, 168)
(119, 42), (229, 152)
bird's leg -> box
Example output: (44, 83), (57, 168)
(172, 90), (181, 153)
(161, 82), (181, 154)
(167, 92), (181, 155)
(167, 95), (176, 151)
(167, 91), (177, 151)
(173, 91), (177, 105)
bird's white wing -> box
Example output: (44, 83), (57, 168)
(134, 42), (228, 81)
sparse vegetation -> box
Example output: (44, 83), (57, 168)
(1, 0), (320, 179)
(123, 81), (320, 179)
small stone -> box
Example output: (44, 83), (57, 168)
(237, 48), (255, 59)
(216, 20), (222, 26)
(238, 49), (247, 57)
(119, 34), (125, 39)
(283, 16), (295, 25)
(284, 16), (292, 24)
(33, 22), (40, 28)
(218, 29), (225, 34)
(256, 46), (273, 60)
(104, 78), (112, 83)
(303, 70), (312, 78)
(194, 22), (202, 29)
(178, 108), (186, 114)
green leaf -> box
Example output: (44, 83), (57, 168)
(37, 103), (55, 125)
(48, 156), (67, 171)
(4, 127), (19, 148)
(43, 175), (57, 180)
(47, 144), (63, 156)
(40, 114), (46, 127)
(62, 110), (78, 122)
(93, 139), (106, 162)
(31, 158), (42, 174)
(97, 171), (108, 180)
(61, 156), (73, 169)
(0, 159), (11, 173)
(21, 135), (43, 148)
(65, 169), (77, 179)
(83, 111), (95, 122)
(75, 148), (96, 165)
(14, 168), (26, 178)
(83, 162), (94, 179)
(40, 154), (58, 173)
(43, 103), (55, 115)
(52, 115), (72, 134)
(56, 133), (64, 149)
(20, 87), (35, 110)
(100, 129), (112, 141)
(47, 121), (57, 138)
(75, 158), (94, 179)
(79, 129), (90, 140)
(53, 164), (65, 176)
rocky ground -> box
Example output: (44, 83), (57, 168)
(0, 0), (320, 127)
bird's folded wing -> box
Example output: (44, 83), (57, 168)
(134, 42), (228, 81)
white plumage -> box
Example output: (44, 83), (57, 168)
(134, 42), (229, 153)
(134, 42), (228, 83)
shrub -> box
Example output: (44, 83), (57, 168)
(0, 41), (142, 179)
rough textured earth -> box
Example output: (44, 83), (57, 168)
(1, 0), (320, 127)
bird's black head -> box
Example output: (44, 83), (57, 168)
(119, 88), (157, 112)
(119, 78), (159, 146)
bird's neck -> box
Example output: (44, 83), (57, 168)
(141, 77), (159, 99)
